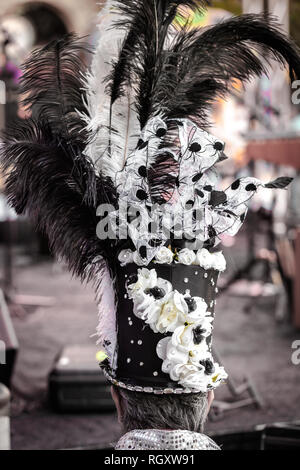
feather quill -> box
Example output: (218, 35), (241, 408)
(82, 1), (140, 180)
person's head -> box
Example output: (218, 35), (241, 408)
(111, 385), (214, 434)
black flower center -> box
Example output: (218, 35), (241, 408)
(145, 286), (166, 299)
(200, 359), (215, 375)
(185, 297), (197, 313)
(193, 326), (205, 345)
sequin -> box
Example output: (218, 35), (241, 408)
(115, 429), (220, 450)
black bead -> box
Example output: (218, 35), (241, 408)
(156, 127), (166, 138)
(195, 189), (204, 198)
(245, 183), (257, 192)
(192, 172), (203, 183)
(193, 326), (205, 345)
(189, 142), (202, 153)
(185, 200), (194, 208)
(231, 179), (240, 190)
(145, 286), (166, 299)
(185, 297), (197, 313)
(136, 189), (148, 200)
(214, 141), (224, 151)
(138, 165), (147, 177)
(203, 185), (213, 192)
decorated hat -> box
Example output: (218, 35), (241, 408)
(1, 1), (299, 395)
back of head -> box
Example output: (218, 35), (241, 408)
(115, 386), (209, 434)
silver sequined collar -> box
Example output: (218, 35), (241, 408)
(115, 429), (220, 450)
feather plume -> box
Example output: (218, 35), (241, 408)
(155, 13), (300, 126)
(108, 1), (206, 128)
(82, 2), (140, 180)
(20, 34), (90, 142)
(0, 118), (117, 280)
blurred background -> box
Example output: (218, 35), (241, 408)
(0, 0), (300, 451)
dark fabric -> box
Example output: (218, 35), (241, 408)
(115, 263), (219, 388)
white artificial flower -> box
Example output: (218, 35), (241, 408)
(132, 290), (157, 321)
(185, 296), (208, 322)
(170, 363), (200, 382)
(177, 248), (196, 266)
(154, 291), (188, 333)
(171, 320), (212, 352)
(178, 367), (210, 391)
(127, 268), (158, 297)
(188, 345), (212, 368)
(156, 277), (173, 296)
(196, 248), (213, 270)
(212, 251), (227, 272)
(118, 249), (134, 266)
(207, 363), (228, 389)
(155, 246), (174, 264)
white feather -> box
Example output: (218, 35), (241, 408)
(82, 1), (141, 180)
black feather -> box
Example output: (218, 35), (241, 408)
(20, 34), (91, 142)
(19, 35), (102, 206)
(148, 151), (178, 204)
(264, 176), (293, 189)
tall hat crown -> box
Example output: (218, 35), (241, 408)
(1, 1), (299, 394)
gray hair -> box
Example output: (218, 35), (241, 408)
(115, 386), (209, 434)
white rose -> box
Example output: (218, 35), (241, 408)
(171, 324), (194, 351)
(177, 248), (196, 266)
(178, 367), (210, 391)
(170, 363), (200, 382)
(132, 290), (157, 321)
(185, 296), (208, 322)
(127, 268), (157, 297)
(196, 248), (213, 270)
(155, 246), (174, 264)
(171, 320), (212, 352)
(188, 345), (211, 367)
(155, 291), (188, 333)
(212, 251), (226, 272)
(118, 249), (134, 266)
